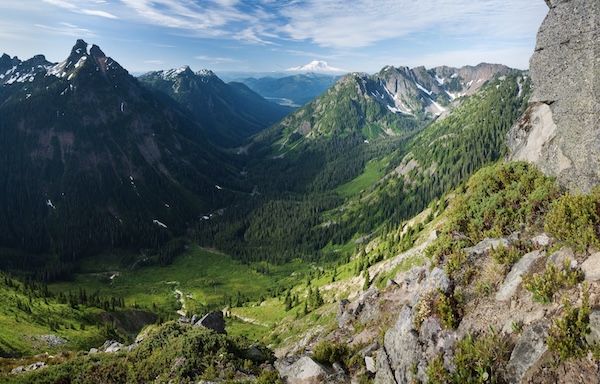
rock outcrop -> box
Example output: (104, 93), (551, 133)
(192, 311), (227, 335)
(507, 0), (600, 193)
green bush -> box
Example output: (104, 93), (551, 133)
(414, 288), (463, 330)
(522, 261), (583, 304)
(5, 321), (275, 383)
(312, 340), (349, 365)
(547, 288), (592, 363)
(545, 188), (600, 253)
(448, 161), (560, 244)
(490, 242), (523, 266)
(426, 329), (509, 384)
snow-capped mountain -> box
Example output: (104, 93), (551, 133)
(286, 60), (347, 73)
(369, 63), (516, 117)
(0, 53), (52, 87)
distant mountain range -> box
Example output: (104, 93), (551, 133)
(138, 67), (291, 147)
(260, 62), (516, 149)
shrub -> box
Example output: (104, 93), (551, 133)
(545, 189), (600, 253)
(490, 242), (523, 266)
(547, 288), (592, 363)
(426, 329), (509, 384)
(414, 288), (463, 330)
(522, 261), (583, 304)
(448, 161), (560, 244)
(312, 340), (349, 365)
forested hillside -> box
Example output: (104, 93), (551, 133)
(0, 40), (248, 278)
(138, 68), (291, 148)
(193, 72), (532, 265)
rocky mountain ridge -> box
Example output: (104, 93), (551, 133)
(265, 62), (515, 150)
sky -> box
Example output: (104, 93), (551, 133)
(0, 0), (548, 75)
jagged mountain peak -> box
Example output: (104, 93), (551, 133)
(0, 52), (52, 86)
(46, 39), (126, 81)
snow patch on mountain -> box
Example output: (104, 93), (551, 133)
(415, 82), (433, 96)
(286, 61), (346, 73)
(160, 66), (191, 80)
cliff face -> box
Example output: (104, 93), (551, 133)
(507, 0), (600, 193)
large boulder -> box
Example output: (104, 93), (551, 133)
(507, 0), (600, 193)
(275, 356), (329, 384)
(374, 305), (458, 383)
(505, 320), (550, 383)
(193, 311), (227, 335)
(496, 250), (545, 302)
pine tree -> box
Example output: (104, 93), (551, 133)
(363, 270), (371, 291)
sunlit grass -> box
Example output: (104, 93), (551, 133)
(335, 157), (388, 197)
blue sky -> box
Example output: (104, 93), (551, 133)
(0, 0), (548, 75)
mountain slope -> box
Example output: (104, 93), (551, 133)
(0, 40), (245, 274)
(194, 68), (530, 265)
(138, 67), (291, 148)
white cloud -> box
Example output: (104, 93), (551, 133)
(42, 0), (118, 19)
(119, 0), (256, 36)
(35, 22), (96, 37)
(195, 55), (240, 64)
(277, 0), (546, 48)
(80, 9), (118, 19)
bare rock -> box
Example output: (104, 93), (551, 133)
(337, 289), (380, 329)
(407, 266), (451, 306)
(38, 334), (68, 347)
(464, 238), (509, 258)
(507, 0), (600, 193)
(102, 340), (124, 353)
(193, 310), (227, 334)
(496, 250), (545, 302)
(505, 320), (550, 384)
(376, 305), (419, 383)
(531, 234), (551, 248)
(375, 306), (459, 383)
(547, 246), (575, 267)
(365, 356), (376, 373)
(581, 252), (600, 281)
(275, 356), (329, 384)
(586, 310), (600, 345)
(242, 346), (267, 362)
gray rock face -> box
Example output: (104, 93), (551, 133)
(586, 310), (600, 345)
(337, 288), (380, 329)
(193, 311), (227, 334)
(102, 340), (124, 353)
(505, 320), (550, 384)
(507, 0), (600, 193)
(464, 238), (509, 258)
(581, 252), (600, 281)
(374, 306), (458, 384)
(496, 250), (545, 302)
(275, 356), (330, 384)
